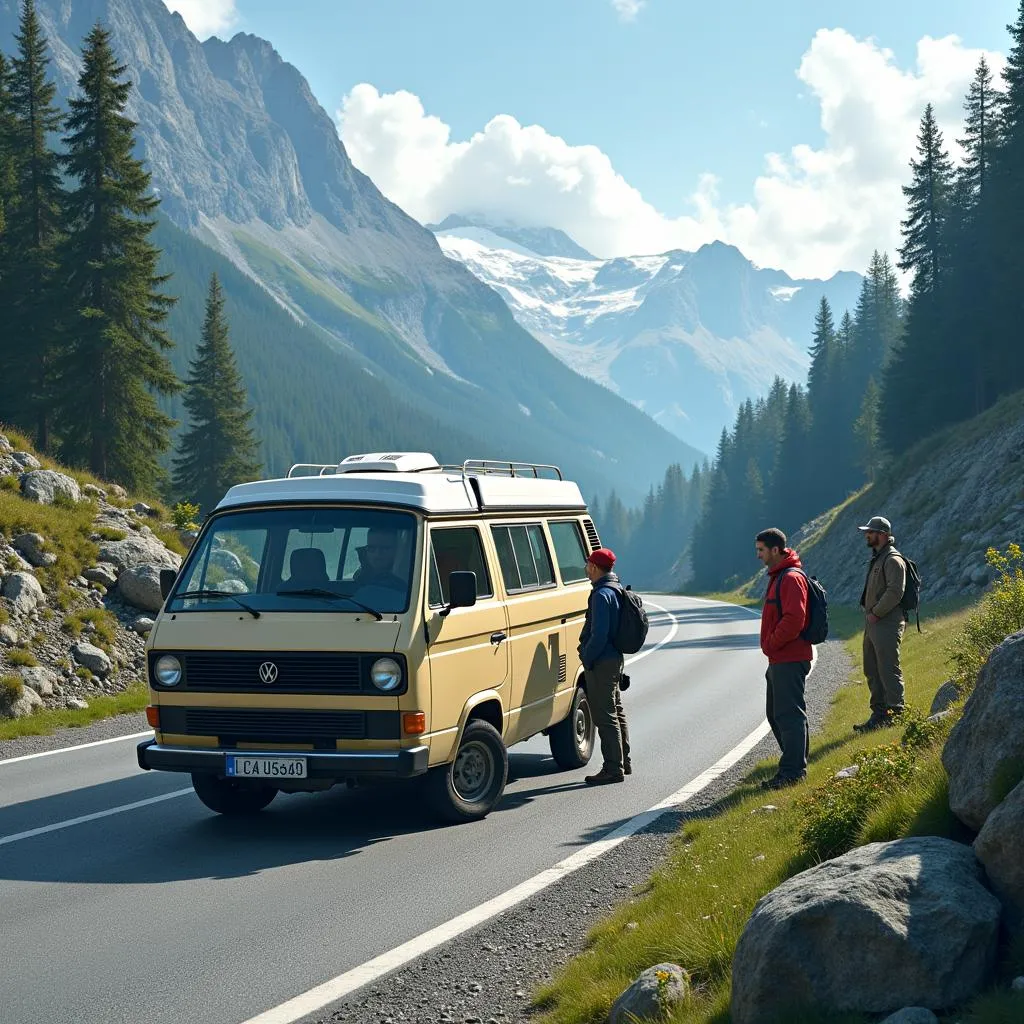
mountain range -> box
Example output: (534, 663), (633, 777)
(433, 218), (864, 452)
(0, 0), (701, 504)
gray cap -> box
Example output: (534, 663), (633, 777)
(858, 516), (891, 534)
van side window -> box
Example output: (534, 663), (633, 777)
(547, 521), (589, 583)
(492, 524), (555, 593)
(429, 527), (493, 606)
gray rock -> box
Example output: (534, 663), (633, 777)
(218, 577), (249, 594)
(608, 963), (690, 1023)
(20, 666), (57, 697)
(11, 451), (41, 471)
(82, 483), (106, 499)
(98, 533), (180, 574)
(971, 565), (991, 586)
(72, 642), (112, 677)
(210, 548), (244, 574)
(67, 697), (89, 710)
(19, 469), (81, 505)
(178, 529), (199, 550)
(730, 838), (1001, 1021)
(132, 616), (155, 635)
(13, 532), (56, 568)
(835, 764), (860, 779)
(5, 683), (42, 719)
(83, 564), (119, 589)
(0, 433), (9, 453)
(118, 564), (168, 613)
(943, 630), (1024, 830)
(108, 484), (128, 500)
(2, 571), (45, 615)
(974, 779), (1024, 930)
(927, 709), (954, 724)
(132, 501), (157, 517)
(880, 1010), (939, 1024)
(930, 680), (960, 716)
(0, 624), (18, 646)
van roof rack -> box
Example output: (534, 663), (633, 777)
(287, 456), (563, 481)
(442, 459), (564, 480)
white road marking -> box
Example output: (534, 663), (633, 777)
(0, 731), (152, 767)
(623, 597), (679, 666)
(0, 788), (192, 848)
(238, 600), (795, 1024)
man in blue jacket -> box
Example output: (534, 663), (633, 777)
(578, 548), (631, 785)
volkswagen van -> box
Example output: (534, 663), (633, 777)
(136, 452), (607, 822)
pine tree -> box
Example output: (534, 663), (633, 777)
(769, 384), (813, 531)
(853, 378), (881, 483)
(959, 56), (998, 208)
(173, 274), (262, 511)
(55, 24), (181, 491)
(1, 0), (64, 447)
(0, 52), (15, 241)
(806, 296), (835, 407)
(898, 104), (954, 294)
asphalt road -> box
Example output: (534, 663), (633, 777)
(0, 596), (768, 1024)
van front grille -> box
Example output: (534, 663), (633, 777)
(186, 708), (366, 741)
(181, 652), (362, 694)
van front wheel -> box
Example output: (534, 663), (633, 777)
(427, 719), (508, 823)
(191, 773), (277, 815)
(548, 686), (595, 770)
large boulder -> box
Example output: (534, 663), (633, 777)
(13, 532), (57, 568)
(3, 682), (42, 719)
(942, 630), (1024, 831)
(117, 564), (166, 613)
(20, 666), (57, 697)
(608, 964), (690, 1023)
(1, 571), (45, 615)
(98, 533), (180, 574)
(730, 838), (1001, 1023)
(19, 469), (81, 505)
(72, 641), (112, 678)
(929, 680), (960, 716)
(974, 779), (1024, 930)
(83, 564), (119, 589)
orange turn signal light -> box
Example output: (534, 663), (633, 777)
(402, 711), (426, 735)
(145, 705), (160, 729)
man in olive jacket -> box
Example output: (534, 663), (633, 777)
(855, 515), (908, 731)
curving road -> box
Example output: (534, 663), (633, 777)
(0, 596), (766, 1024)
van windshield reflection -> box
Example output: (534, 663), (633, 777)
(168, 507), (416, 614)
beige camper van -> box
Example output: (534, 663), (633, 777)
(137, 453), (607, 823)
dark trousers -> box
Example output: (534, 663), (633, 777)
(863, 615), (906, 714)
(765, 660), (811, 778)
(585, 655), (630, 772)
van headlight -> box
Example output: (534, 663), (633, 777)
(154, 655), (182, 687)
(370, 657), (402, 692)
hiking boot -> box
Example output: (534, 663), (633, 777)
(761, 772), (806, 791)
(585, 766), (625, 786)
(854, 714), (887, 733)
(623, 759), (632, 776)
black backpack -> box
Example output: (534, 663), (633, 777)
(771, 567), (830, 645)
(604, 582), (650, 655)
(886, 550), (923, 632)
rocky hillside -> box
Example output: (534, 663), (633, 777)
(0, 432), (185, 721)
(713, 391), (1024, 605)
(0, 0), (702, 504)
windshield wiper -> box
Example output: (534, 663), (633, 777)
(276, 588), (384, 621)
(176, 589), (261, 619)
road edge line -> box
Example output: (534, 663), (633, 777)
(0, 730), (153, 767)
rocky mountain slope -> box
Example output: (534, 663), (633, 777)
(434, 220), (863, 452)
(0, 432), (185, 720)
(0, 0), (701, 503)
(713, 391), (1024, 605)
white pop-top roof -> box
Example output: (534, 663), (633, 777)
(215, 454), (588, 515)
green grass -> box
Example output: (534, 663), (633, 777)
(5, 648), (38, 668)
(62, 608), (119, 653)
(0, 674), (24, 709)
(532, 600), (980, 1024)
(0, 682), (148, 741)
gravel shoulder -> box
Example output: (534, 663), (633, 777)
(0, 709), (150, 762)
(312, 638), (854, 1024)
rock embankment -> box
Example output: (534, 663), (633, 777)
(0, 433), (186, 720)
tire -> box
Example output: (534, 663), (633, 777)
(548, 685), (595, 770)
(191, 772), (278, 816)
(426, 719), (508, 823)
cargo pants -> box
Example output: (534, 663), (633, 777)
(863, 612), (906, 714)
(765, 660), (811, 778)
(585, 655), (631, 772)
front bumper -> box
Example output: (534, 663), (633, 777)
(136, 739), (429, 778)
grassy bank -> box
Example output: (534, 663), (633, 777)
(0, 683), (148, 742)
(533, 588), (1023, 1023)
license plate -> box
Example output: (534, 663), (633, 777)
(225, 755), (308, 779)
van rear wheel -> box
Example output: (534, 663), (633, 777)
(427, 719), (508, 823)
(191, 772), (277, 815)
(549, 685), (595, 770)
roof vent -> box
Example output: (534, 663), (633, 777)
(336, 452), (441, 474)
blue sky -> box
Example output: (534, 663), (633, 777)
(168, 0), (1012, 278)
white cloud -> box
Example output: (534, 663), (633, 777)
(611, 0), (645, 21)
(163, 1), (239, 40)
(337, 29), (1003, 280)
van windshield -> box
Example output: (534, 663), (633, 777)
(168, 507), (417, 615)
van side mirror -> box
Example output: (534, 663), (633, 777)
(160, 568), (179, 601)
(445, 571), (477, 613)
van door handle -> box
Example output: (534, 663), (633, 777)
(490, 631), (507, 645)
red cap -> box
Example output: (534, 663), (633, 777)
(587, 547), (616, 571)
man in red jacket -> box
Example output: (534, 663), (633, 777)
(756, 527), (812, 789)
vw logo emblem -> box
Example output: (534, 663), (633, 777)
(258, 661), (279, 685)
